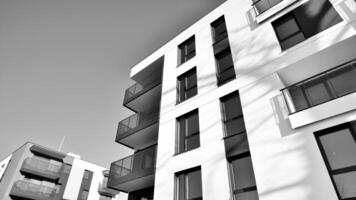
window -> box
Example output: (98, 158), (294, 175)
(220, 92), (245, 137)
(272, 0), (342, 50)
(211, 16), (228, 43)
(272, 13), (306, 50)
(176, 110), (200, 154)
(175, 167), (203, 200)
(315, 122), (356, 199)
(252, 0), (283, 15)
(229, 153), (259, 200)
(178, 36), (196, 64)
(177, 68), (197, 103)
(215, 48), (236, 86)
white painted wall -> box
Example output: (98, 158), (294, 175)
(0, 155), (12, 180)
(129, 0), (356, 199)
(63, 158), (123, 200)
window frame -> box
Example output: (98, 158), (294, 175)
(215, 48), (236, 86)
(228, 152), (259, 200)
(314, 122), (356, 200)
(178, 36), (196, 65)
(272, 12), (306, 51)
(177, 68), (198, 104)
(220, 91), (246, 138)
(176, 109), (200, 155)
(211, 16), (228, 44)
(174, 166), (203, 200)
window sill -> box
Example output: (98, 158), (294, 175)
(177, 56), (195, 68)
(173, 146), (200, 157)
(256, 0), (299, 23)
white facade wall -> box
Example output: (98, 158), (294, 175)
(130, 0), (356, 200)
(63, 157), (125, 200)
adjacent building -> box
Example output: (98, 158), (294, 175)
(107, 0), (356, 199)
(0, 142), (125, 200)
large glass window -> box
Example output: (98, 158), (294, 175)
(215, 48), (236, 86)
(272, 0), (342, 50)
(220, 92), (246, 137)
(176, 110), (200, 154)
(229, 154), (259, 200)
(211, 16), (228, 43)
(178, 36), (196, 64)
(177, 68), (197, 103)
(175, 167), (203, 200)
(315, 121), (356, 199)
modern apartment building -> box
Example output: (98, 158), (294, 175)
(107, 0), (356, 199)
(0, 142), (125, 200)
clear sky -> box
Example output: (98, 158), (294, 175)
(0, 0), (226, 167)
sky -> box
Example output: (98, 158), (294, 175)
(0, 0), (226, 167)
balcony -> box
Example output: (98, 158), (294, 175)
(282, 60), (356, 114)
(10, 180), (57, 200)
(20, 157), (62, 181)
(252, 0), (283, 15)
(107, 146), (156, 192)
(116, 110), (159, 149)
(124, 78), (162, 112)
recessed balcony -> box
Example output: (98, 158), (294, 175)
(20, 157), (62, 181)
(107, 145), (156, 192)
(10, 180), (57, 200)
(116, 110), (159, 149)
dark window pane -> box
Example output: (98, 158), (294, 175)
(280, 32), (306, 50)
(288, 85), (309, 112)
(231, 156), (257, 190)
(178, 175), (185, 200)
(218, 67), (236, 84)
(177, 69), (197, 103)
(186, 169), (202, 200)
(225, 117), (246, 136)
(187, 73), (197, 89)
(328, 66), (356, 96)
(274, 16), (301, 41)
(212, 17), (227, 42)
(185, 135), (200, 151)
(254, 0), (270, 14)
(269, 0), (283, 7)
(234, 190), (259, 200)
(333, 171), (356, 199)
(320, 128), (356, 170)
(186, 87), (197, 99)
(217, 52), (234, 72)
(223, 97), (243, 120)
(304, 77), (332, 106)
(179, 37), (195, 64)
(187, 113), (199, 136)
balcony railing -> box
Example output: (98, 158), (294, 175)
(108, 146), (156, 186)
(282, 60), (356, 114)
(124, 78), (161, 104)
(21, 157), (62, 179)
(252, 0), (283, 15)
(117, 110), (159, 138)
(10, 180), (57, 200)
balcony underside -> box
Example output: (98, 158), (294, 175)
(116, 121), (159, 150)
(124, 83), (162, 113)
(108, 169), (155, 193)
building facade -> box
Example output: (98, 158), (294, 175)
(0, 142), (125, 200)
(108, 0), (356, 200)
